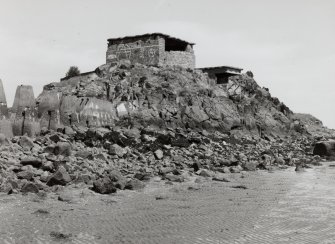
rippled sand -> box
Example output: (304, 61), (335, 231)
(1, 164), (335, 244)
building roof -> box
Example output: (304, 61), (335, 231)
(198, 66), (243, 72)
(107, 33), (195, 46)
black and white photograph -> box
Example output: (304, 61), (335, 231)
(0, 0), (334, 243)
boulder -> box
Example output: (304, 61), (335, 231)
(91, 177), (117, 194)
(49, 134), (62, 143)
(21, 182), (39, 193)
(47, 166), (71, 186)
(42, 161), (54, 171)
(313, 140), (335, 157)
(154, 149), (164, 160)
(108, 170), (127, 190)
(20, 157), (42, 168)
(192, 162), (202, 171)
(19, 136), (34, 150)
(197, 169), (212, 177)
(242, 161), (257, 171)
(125, 179), (145, 190)
(17, 170), (34, 180)
(54, 142), (72, 156)
(109, 144), (127, 157)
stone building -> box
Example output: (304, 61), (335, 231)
(199, 66), (243, 85)
(106, 33), (195, 69)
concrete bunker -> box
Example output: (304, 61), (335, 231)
(199, 66), (243, 85)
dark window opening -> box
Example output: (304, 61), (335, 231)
(48, 111), (52, 130)
(21, 111), (26, 136)
(165, 38), (188, 52)
(216, 73), (230, 84)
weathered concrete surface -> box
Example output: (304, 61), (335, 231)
(0, 165), (335, 243)
(0, 79), (8, 118)
(12, 85), (39, 136)
(12, 85), (36, 112)
(313, 140), (335, 157)
(0, 79), (12, 137)
(36, 90), (61, 130)
(60, 96), (116, 127)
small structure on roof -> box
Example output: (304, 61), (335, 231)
(199, 66), (243, 85)
(106, 33), (195, 69)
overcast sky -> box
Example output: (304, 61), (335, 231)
(0, 0), (334, 128)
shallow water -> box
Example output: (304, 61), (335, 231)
(0, 163), (334, 243)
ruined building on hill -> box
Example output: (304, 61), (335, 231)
(1, 33), (298, 137)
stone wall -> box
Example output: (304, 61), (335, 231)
(106, 36), (161, 66)
(160, 51), (195, 69)
(106, 35), (196, 69)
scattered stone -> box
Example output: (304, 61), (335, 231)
(125, 179), (145, 190)
(33, 209), (50, 215)
(20, 157), (42, 168)
(212, 174), (230, 182)
(91, 177), (117, 194)
(242, 161), (257, 171)
(42, 161), (54, 171)
(154, 149), (164, 160)
(50, 231), (72, 241)
(231, 185), (248, 189)
(19, 136), (34, 150)
(165, 174), (184, 182)
(155, 195), (169, 200)
(54, 142), (72, 156)
(192, 162), (202, 172)
(58, 192), (75, 203)
(109, 144), (127, 157)
(17, 170), (34, 180)
(197, 169), (212, 177)
(47, 166), (71, 186)
(21, 182), (39, 193)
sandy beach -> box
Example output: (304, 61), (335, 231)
(1, 163), (334, 244)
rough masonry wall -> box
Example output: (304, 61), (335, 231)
(160, 51), (195, 69)
(106, 36), (162, 66)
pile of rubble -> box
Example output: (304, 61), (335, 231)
(0, 124), (324, 195)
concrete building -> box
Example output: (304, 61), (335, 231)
(106, 33), (195, 69)
(199, 66), (243, 85)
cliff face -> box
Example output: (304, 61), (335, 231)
(36, 61), (333, 139)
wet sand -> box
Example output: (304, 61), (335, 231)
(1, 163), (335, 244)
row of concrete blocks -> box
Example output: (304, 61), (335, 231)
(0, 79), (120, 138)
(0, 79), (40, 137)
